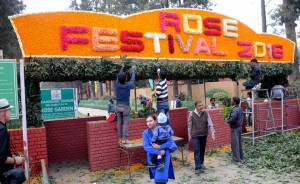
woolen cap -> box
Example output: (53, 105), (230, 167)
(157, 112), (167, 124)
(0, 99), (14, 111)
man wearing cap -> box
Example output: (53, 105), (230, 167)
(0, 99), (26, 184)
(188, 100), (215, 174)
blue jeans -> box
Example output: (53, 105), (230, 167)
(1, 168), (26, 184)
(243, 80), (258, 89)
(192, 135), (207, 170)
(157, 102), (170, 125)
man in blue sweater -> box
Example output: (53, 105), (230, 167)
(116, 63), (135, 144)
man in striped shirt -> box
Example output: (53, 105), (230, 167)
(154, 68), (171, 125)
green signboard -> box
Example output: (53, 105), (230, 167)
(41, 89), (75, 120)
(0, 59), (19, 119)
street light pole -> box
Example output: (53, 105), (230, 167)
(0, 47), (3, 59)
(261, 0), (267, 32)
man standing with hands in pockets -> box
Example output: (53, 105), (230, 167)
(227, 97), (244, 164)
(188, 100), (215, 174)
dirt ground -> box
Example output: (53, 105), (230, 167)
(46, 145), (299, 184)
(46, 108), (299, 184)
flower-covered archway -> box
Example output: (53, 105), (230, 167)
(9, 9), (295, 126)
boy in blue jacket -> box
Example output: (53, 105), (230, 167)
(148, 113), (174, 171)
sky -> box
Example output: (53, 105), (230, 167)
(22, 0), (283, 34)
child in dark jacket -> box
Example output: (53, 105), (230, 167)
(148, 113), (174, 171)
(107, 97), (115, 115)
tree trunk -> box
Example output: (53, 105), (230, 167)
(90, 81), (96, 98)
(186, 80), (192, 97)
(173, 80), (179, 96)
(112, 81), (116, 97)
(99, 82), (103, 97)
(108, 81), (112, 97)
(283, 0), (299, 79)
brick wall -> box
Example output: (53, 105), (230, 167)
(87, 108), (233, 170)
(169, 108), (189, 142)
(87, 108), (189, 171)
(87, 118), (147, 171)
(44, 116), (106, 163)
(188, 108), (231, 150)
(9, 127), (47, 174)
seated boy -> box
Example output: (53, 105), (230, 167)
(148, 113), (174, 171)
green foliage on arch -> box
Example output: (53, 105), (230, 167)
(24, 57), (293, 127)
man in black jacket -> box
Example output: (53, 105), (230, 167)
(227, 97), (244, 164)
(243, 58), (261, 89)
(0, 99), (25, 184)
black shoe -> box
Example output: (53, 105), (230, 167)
(201, 164), (207, 170)
(158, 163), (165, 171)
(232, 161), (241, 165)
(148, 162), (156, 168)
(195, 169), (201, 174)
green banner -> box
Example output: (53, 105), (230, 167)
(0, 60), (19, 119)
(41, 89), (75, 120)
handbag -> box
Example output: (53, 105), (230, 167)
(107, 113), (117, 122)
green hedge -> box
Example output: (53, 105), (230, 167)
(24, 57), (293, 127)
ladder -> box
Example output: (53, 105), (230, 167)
(253, 89), (277, 135)
(270, 87), (300, 132)
(241, 89), (277, 146)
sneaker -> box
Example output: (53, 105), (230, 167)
(157, 163), (165, 171)
(252, 83), (261, 90)
(148, 162), (156, 168)
(258, 83), (261, 89)
(201, 164), (207, 170)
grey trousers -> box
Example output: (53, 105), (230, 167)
(231, 127), (244, 162)
(116, 104), (131, 140)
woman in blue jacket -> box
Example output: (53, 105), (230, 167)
(142, 114), (177, 184)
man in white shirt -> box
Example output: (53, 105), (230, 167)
(207, 98), (219, 109)
(170, 96), (182, 109)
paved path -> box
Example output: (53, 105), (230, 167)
(78, 107), (109, 118)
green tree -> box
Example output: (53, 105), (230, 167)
(0, 0), (25, 58)
(270, 0), (300, 79)
(69, 0), (213, 15)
